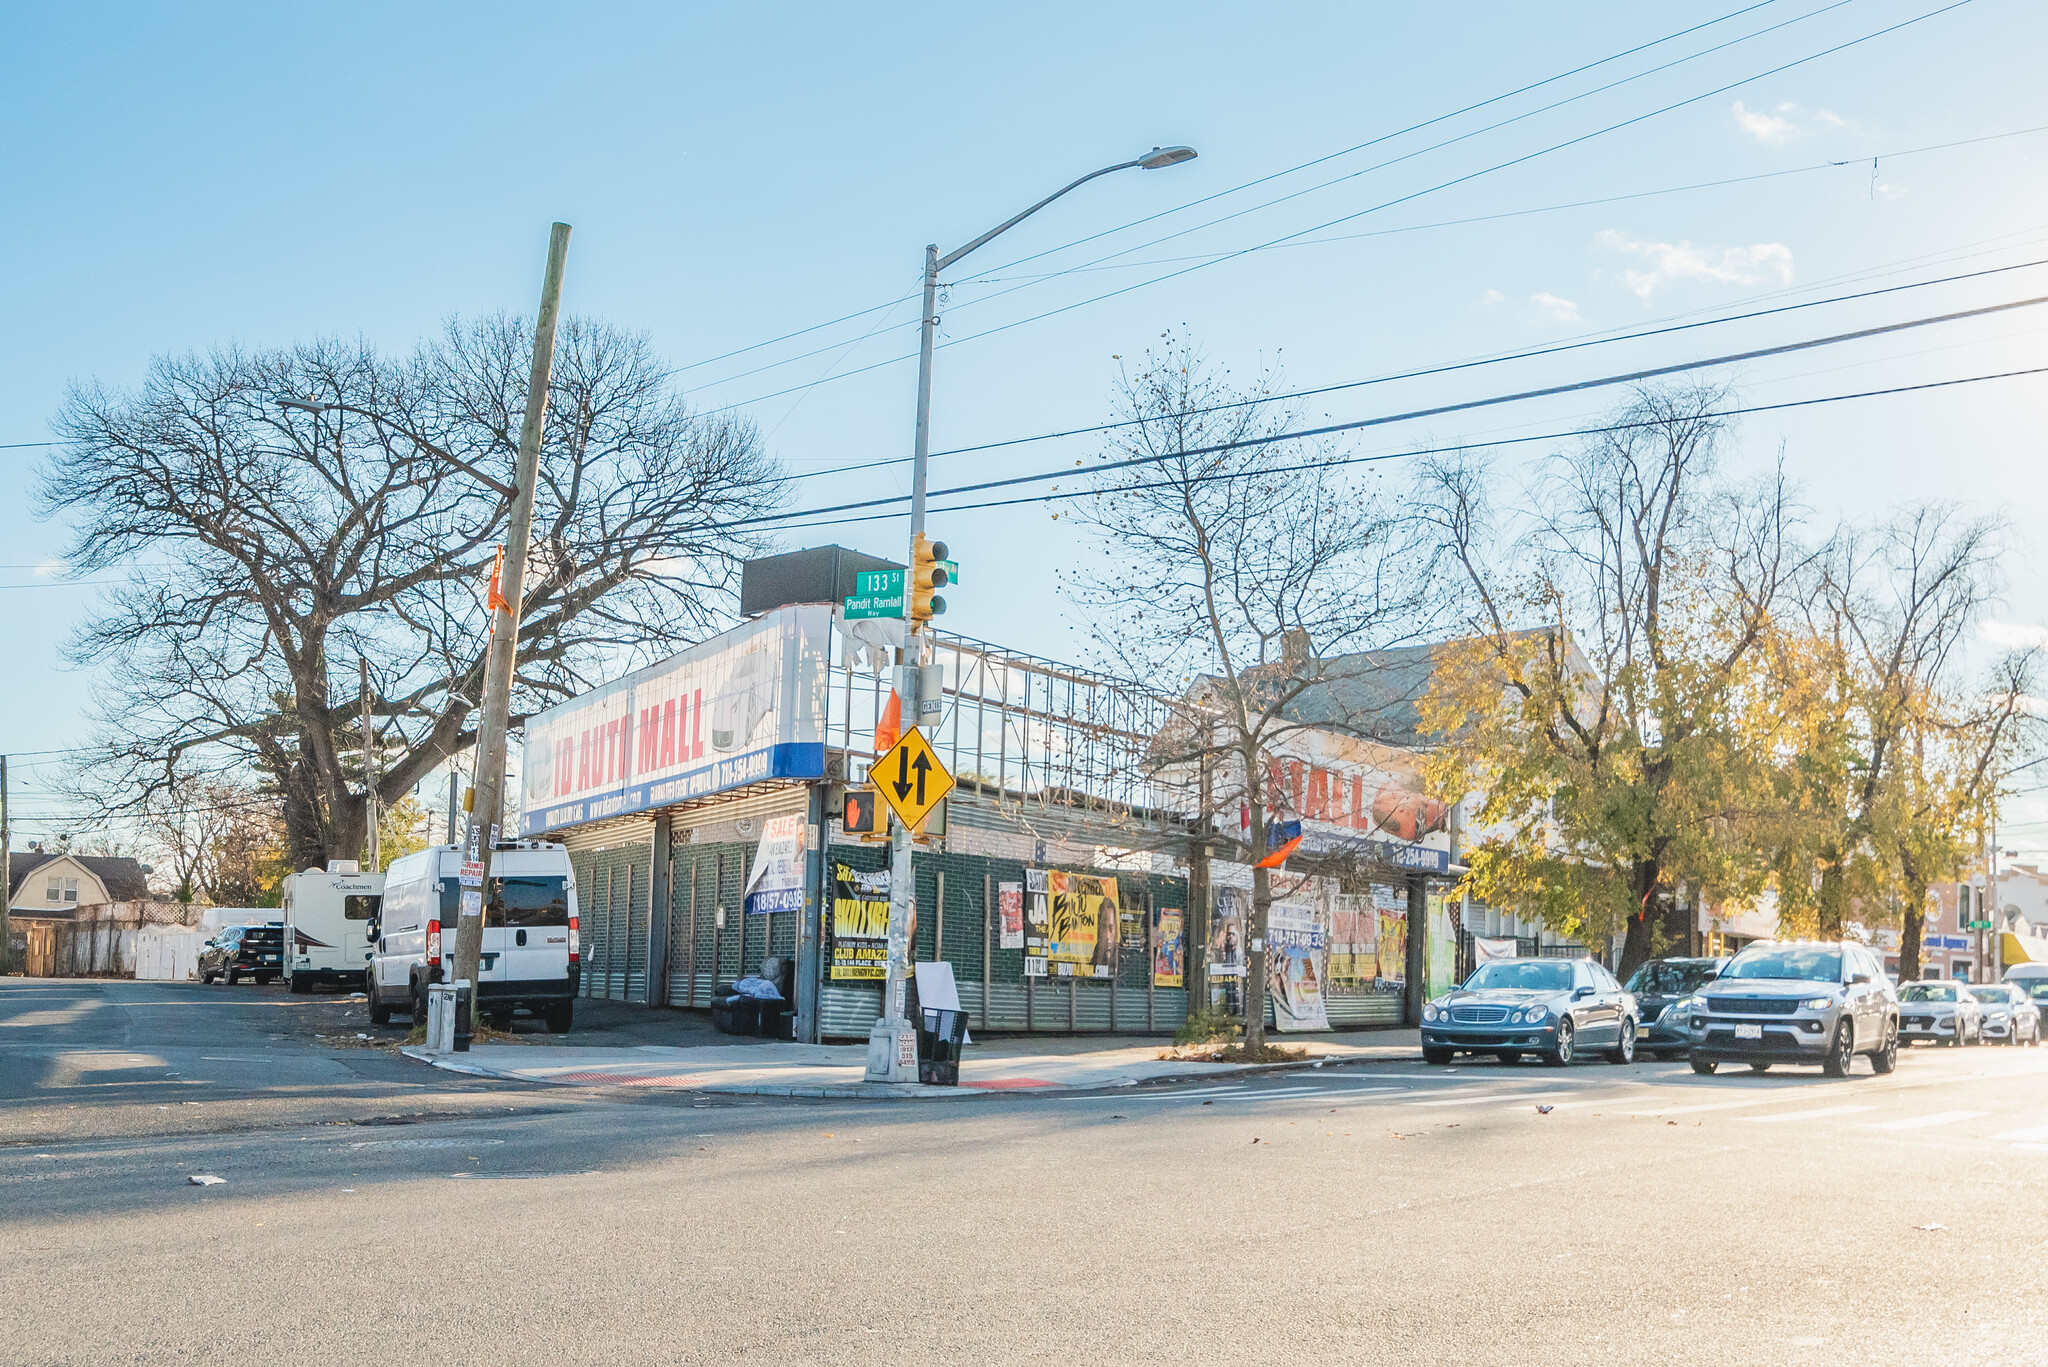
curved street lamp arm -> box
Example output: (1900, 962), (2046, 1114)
(935, 158), (1144, 274)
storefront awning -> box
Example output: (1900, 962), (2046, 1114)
(2000, 931), (2033, 967)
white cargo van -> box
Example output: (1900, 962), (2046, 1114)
(281, 865), (385, 993)
(366, 841), (579, 1032)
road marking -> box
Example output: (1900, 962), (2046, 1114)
(1742, 1105), (1876, 1123)
(1412, 1091), (1578, 1108)
(1628, 1090), (1864, 1118)
(1990, 1123), (2048, 1143)
(1868, 1110), (1988, 1130)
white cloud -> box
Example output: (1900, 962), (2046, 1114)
(1981, 619), (2048, 650)
(1595, 230), (1794, 298)
(1530, 292), (1579, 322)
(31, 559), (64, 579)
(1731, 100), (1853, 144)
(1480, 288), (1504, 306)
(1732, 101), (1795, 143)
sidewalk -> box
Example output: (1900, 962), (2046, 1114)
(403, 1029), (1423, 1100)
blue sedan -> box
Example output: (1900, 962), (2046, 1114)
(1421, 957), (1640, 1067)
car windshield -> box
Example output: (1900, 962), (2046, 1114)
(1968, 987), (2009, 1004)
(2026, 982), (2048, 1000)
(1722, 947), (1841, 982)
(1463, 961), (1573, 992)
(1900, 983), (1958, 1002)
(1627, 961), (1722, 995)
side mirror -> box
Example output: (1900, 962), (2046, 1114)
(365, 922), (380, 942)
(1850, 972), (1872, 985)
(1573, 985), (1594, 1000)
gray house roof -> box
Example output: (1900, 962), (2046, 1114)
(8, 853), (152, 903)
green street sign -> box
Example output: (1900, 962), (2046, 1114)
(843, 568), (905, 620)
(1969, 918), (1993, 930)
(941, 558), (959, 585)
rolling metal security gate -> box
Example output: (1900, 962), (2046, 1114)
(563, 817), (656, 1004)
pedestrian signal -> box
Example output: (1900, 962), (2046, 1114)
(842, 787), (881, 836)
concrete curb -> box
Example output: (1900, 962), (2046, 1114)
(402, 1044), (1425, 1099)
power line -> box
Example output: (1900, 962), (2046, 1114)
(788, 253), (2048, 482)
(698, 0), (1975, 416)
(761, 362), (2048, 535)
(725, 288), (2048, 530)
(658, 0), (1789, 387)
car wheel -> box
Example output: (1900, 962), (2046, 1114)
(1422, 1046), (1455, 1065)
(1606, 1017), (1636, 1065)
(1495, 1050), (1520, 1065)
(1541, 1018), (1574, 1067)
(366, 976), (392, 1026)
(543, 1002), (574, 1035)
(1748, 1062), (1771, 1073)
(1690, 1053), (1718, 1076)
(1822, 1020), (1855, 1078)
(1871, 1020), (1898, 1074)
(410, 981), (427, 1022)
(288, 973), (307, 995)
(225, 967), (239, 986)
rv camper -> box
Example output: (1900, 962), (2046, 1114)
(281, 864), (385, 993)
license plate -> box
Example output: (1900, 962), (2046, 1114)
(1734, 1023), (1763, 1040)
(263, 955), (279, 962)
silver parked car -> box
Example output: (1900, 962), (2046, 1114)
(1682, 941), (1897, 1078)
(1421, 957), (1639, 1067)
(1967, 983), (2040, 1046)
(1898, 980), (1983, 1047)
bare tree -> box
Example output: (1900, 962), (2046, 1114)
(42, 316), (786, 862)
(1070, 335), (1442, 1050)
(1418, 381), (1801, 978)
(142, 775), (288, 906)
(1768, 506), (2036, 965)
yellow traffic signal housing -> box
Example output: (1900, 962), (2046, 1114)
(909, 533), (950, 624)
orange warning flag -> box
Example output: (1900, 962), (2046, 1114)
(873, 689), (902, 755)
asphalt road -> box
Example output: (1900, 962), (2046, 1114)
(7, 977), (2048, 1366)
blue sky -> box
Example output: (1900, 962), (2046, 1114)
(6, 0), (2048, 850)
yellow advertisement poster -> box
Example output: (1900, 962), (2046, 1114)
(1046, 870), (1119, 979)
(830, 862), (890, 980)
(1376, 883), (1408, 986)
(1152, 908), (1184, 988)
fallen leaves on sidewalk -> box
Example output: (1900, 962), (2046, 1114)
(1156, 1042), (1313, 1064)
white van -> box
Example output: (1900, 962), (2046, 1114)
(281, 865), (385, 993)
(366, 841), (579, 1032)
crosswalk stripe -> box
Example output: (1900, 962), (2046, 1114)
(1743, 1105), (1876, 1123)
(1990, 1123), (2048, 1142)
(1412, 1091), (1577, 1108)
(1869, 1110), (1987, 1130)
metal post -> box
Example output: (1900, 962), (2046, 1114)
(361, 658), (379, 871)
(982, 870), (992, 1031)
(446, 772), (459, 847)
(453, 222), (570, 997)
(0, 754), (9, 974)
(1405, 874), (1428, 1026)
(797, 783), (825, 1042)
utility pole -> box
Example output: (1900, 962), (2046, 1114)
(450, 222), (571, 1007)
(862, 149), (1197, 1085)
(361, 658), (379, 871)
(1, 755), (10, 975)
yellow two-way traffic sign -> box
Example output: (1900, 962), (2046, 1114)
(873, 726), (954, 832)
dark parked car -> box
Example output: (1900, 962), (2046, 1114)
(1624, 956), (1728, 1060)
(1684, 940), (1897, 1077)
(1421, 957), (1639, 1067)
(199, 922), (285, 985)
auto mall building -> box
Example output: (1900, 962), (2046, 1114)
(516, 547), (1500, 1044)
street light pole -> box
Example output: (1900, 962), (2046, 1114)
(866, 147), (1196, 1082)
(449, 222), (571, 1031)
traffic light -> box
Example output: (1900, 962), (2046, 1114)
(909, 533), (949, 624)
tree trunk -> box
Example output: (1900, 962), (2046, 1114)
(1619, 911), (1655, 981)
(1899, 874), (1929, 982)
(1245, 860), (1271, 1052)
(1818, 861), (1845, 940)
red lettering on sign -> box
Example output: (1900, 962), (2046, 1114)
(660, 698), (677, 767)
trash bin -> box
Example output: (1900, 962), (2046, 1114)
(917, 1006), (968, 1085)
(426, 982), (458, 1053)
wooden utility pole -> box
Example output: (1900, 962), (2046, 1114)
(450, 222), (571, 1006)
(361, 657), (379, 871)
